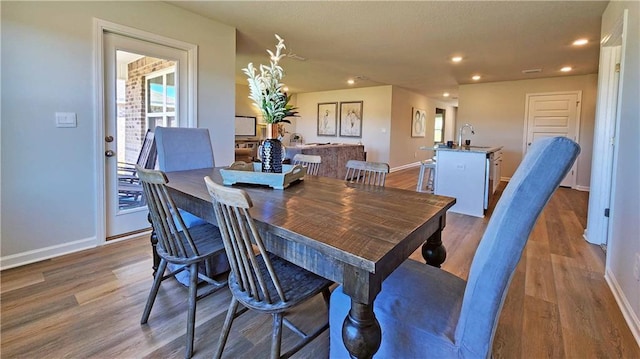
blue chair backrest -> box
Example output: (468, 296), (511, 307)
(155, 127), (215, 172)
(455, 137), (580, 357)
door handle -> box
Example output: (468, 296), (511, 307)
(105, 150), (115, 157)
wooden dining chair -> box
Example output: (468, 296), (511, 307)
(292, 153), (322, 176)
(136, 166), (227, 359)
(344, 159), (390, 186)
(204, 177), (332, 359)
(329, 137), (580, 358)
(154, 126), (230, 283)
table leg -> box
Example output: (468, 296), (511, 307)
(422, 229), (447, 268)
(342, 301), (381, 359)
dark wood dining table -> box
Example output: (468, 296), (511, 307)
(157, 167), (455, 358)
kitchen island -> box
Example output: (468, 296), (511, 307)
(434, 145), (503, 217)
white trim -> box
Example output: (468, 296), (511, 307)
(0, 237), (97, 271)
(93, 18), (198, 244)
(588, 10), (627, 248)
(605, 267), (640, 346)
(391, 161), (421, 172)
(575, 185), (590, 192)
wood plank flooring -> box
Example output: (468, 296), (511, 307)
(2, 167), (638, 358)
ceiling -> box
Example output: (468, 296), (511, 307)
(168, 1), (608, 104)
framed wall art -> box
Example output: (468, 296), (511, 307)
(411, 107), (426, 138)
(339, 101), (363, 138)
(317, 102), (338, 136)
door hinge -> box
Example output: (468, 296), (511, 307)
(615, 63), (621, 73)
(604, 208), (610, 217)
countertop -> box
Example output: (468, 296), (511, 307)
(435, 145), (503, 154)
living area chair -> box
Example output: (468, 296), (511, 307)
(344, 160), (389, 186)
(292, 153), (322, 176)
(117, 129), (156, 207)
(136, 166), (227, 359)
(204, 177), (332, 359)
(118, 129), (157, 183)
(329, 137), (580, 358)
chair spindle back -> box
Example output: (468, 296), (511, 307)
(344, 160), (390, 186)
(205, 177), (286, 304)
(292, 154), (322, 176)
(136, 166), (200, 260)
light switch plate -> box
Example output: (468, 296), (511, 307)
(56, 112), (77, 128)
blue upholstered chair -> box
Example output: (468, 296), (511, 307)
(154, 126), (229, 281)
(330, 137), (580, 358)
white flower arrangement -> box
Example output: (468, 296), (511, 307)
(242, 34), (298, 124)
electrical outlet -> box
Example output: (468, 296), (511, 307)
(633, 253), (640, 281)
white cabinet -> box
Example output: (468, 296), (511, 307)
(435, 146), (503, 218)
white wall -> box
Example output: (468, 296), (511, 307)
(457, 74), (597, 188)
(294, 86), (393, 163)
(602, 0), (640, 343)
(0, 1), (235, 266)
(390, 86), (457, 168)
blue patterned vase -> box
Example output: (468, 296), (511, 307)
(261, 138), (283, 173)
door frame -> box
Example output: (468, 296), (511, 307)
(585, 10), (627, 248)
(93, 19), (198, 245)
(523, 90), (582, 188)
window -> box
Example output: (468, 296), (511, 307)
(146, 67), (177, 130)
(434, 108), (446, 144)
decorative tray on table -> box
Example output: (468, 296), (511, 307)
(220, 162), (307, 190)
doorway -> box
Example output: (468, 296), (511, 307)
(523, 91), (581, 188)
(96, 20), (198, 241)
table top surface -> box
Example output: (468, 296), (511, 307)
(165, 167), (455, 276)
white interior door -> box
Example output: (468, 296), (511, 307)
(524, 92), (581, 187)
(103, 32), (188, 239)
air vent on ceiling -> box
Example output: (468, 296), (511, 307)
(522, 68), (543, 74)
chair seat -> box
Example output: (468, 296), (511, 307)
(230, 253), (332, 314)
(330, 259), (466, 358)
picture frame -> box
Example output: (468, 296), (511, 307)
(339, 101), (363, 138)
(234, 115), (257, 136)
(317, 102), (338, 136)
(411, 107), (426, 138)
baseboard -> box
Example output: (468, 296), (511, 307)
(0, 236), (98, 271)
(391, 162), (421, 172)
(575, 185), (590, 191)
(605, 267), (640, 345)
(500, 176), (511, 183)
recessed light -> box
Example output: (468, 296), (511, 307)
(561, 66), (572, 72)
(443, 92), (450, 97)
(573, 39), (588, 46)
(451, 56), (463, 63)
(347, 79), (355, 85)
(472, 75), (481, 81)
(283, 86), (289, 92)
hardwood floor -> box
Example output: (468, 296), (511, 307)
(2, 167), (637, 358)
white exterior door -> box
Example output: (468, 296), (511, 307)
(524, 92), (581, 188)
(103, 32), (188, 239)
